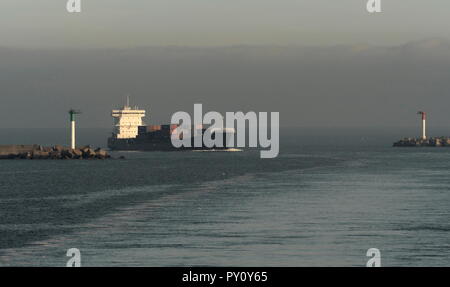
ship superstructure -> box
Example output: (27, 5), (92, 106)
(111, 99), (146, 139)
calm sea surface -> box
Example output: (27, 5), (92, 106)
(0, 128), (449, 266)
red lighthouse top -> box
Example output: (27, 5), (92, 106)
(418, 111), (426, 120)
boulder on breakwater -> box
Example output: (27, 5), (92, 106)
(393, 137), (450, 147)
(0, 144), (111, 160)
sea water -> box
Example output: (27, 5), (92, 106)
(0, 128), (449, 266)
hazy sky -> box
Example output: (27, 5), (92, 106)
(1, 1), (450, 131)
(1, 0), (450, 48)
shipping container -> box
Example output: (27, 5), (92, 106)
(148, 125), (162, 132)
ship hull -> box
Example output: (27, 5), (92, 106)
(108, 137), (192, 151)
(107, 131), (233, 152)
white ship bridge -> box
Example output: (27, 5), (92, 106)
(111, 100), (146, 139)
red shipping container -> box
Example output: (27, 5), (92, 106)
(148, 125), (162, 132)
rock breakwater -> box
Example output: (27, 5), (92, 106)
(0, 145), (111, 160)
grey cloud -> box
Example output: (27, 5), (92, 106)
(1, 39), (450, 129)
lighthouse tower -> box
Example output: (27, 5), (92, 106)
(69, 109), (81, 149)
(418, 111), (426, 140)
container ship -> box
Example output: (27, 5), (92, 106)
(107, 101), (234, 151)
